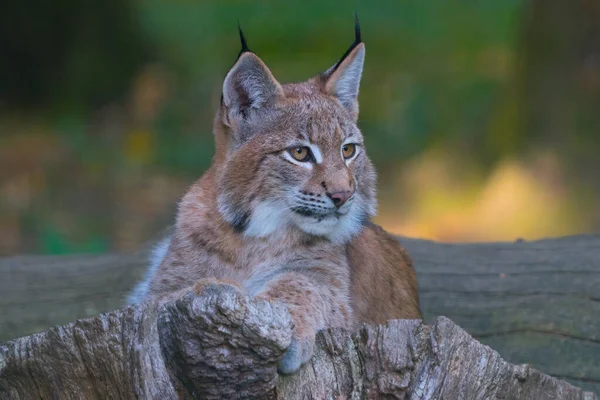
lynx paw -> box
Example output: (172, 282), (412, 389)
(278, 336), (315, 375)
(193, 277), (242, 295)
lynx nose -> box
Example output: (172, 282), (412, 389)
(328, 191), (353, 208)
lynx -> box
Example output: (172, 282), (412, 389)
(128, 18), (421, 374)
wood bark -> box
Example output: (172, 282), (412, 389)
(0, 281), (596, 400)
(1, 234), (600, 397)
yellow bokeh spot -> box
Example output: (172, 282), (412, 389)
(125, 130), (153, 164)
(376, 151), (585, 242)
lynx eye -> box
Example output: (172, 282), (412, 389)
(342, 143), (357, 159)
(289, 146), (311, 162)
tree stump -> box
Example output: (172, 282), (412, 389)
(0, 282), (596, 399)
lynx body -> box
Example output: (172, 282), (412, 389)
(129, 21), (421, 374)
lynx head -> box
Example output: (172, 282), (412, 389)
(214, 18), (376, 244)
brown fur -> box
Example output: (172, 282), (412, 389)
(138, 35), (421, 374)
(348, 223), (421, 323)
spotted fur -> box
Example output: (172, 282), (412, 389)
(129, 25), (421, 374)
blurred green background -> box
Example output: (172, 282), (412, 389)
(1, 0), (599, 256)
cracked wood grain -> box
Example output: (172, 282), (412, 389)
(0, 282), (596, 399)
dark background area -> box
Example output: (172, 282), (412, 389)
(0, 0), (599, 256)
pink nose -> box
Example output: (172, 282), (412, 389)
(328, 191), (353, 207)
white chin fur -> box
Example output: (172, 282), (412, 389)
(292, 208), (363, 244)
(244, 199), (365, 243)
(292, 214), (338, 236)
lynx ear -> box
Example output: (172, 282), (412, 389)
(222, 27), (283, 128)
(321, 15), (365, 119)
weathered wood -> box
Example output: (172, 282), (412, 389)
(0, 282), (596, 399)
(1, 234), (599, 394)
(400, 235), (600, 394)
(0, 251), (145, 342)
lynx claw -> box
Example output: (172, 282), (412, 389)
(278, 337), (315, 375)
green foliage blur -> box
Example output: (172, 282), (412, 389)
(1, 0), (599, 255)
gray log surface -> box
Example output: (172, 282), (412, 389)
(0, 282), (597, 399)
(0, 234), (599, 395)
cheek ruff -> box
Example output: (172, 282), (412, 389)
(244, 200), (291, 238)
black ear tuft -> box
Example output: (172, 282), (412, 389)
(237, 21), (251, 58)
(333, 13), (363, 71)
(354, 12), (361, 43)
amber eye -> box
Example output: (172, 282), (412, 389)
(289, 146), (311, 162)
(342, 143), (357, 159)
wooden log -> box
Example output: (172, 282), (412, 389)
(401, 235), (600, 394)
(0, 282), (596, 399)
(1, 234), (599, 394)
